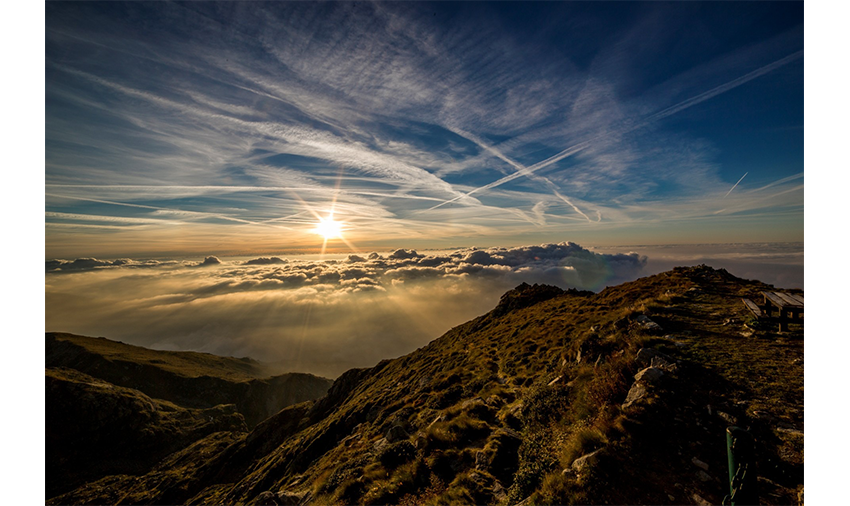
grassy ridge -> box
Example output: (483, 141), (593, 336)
(47, 266), (804, 505)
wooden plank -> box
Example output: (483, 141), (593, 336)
(785, 293), (804, 305)
(742, 298), (762, 318)
(763, 291), (789, 308)
(775, 292), (804, 308)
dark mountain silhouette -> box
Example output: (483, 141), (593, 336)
(46, 266), (803, 505)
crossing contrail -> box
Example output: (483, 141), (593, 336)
(724, 172), (749, 198)
(426, 50), (803, 212)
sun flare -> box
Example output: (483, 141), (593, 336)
(313, 216), (343, 240)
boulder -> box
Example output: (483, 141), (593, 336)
(691, 457), (709, 471)
(634, 315), (663, 332)
(571, 448), (604, 473)
(635, 348), (675, 368)
(276, 491), (302, 505)
(386, 424), (410, 443)
(622, 383), (648, 409)
(634, 367), (664, 384)
(255, 491), (278, 505)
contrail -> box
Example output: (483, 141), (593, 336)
(724, 172), (749, 198)
(426, 50), (803, 211)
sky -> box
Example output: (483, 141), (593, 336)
(45, 1), (804, 258)
(18, 2), (850, 503)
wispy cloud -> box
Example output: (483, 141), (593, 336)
(46, 2), (803, 257)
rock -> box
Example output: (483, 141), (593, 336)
(414, 431), (428, 449)
(635, 348), (674, 367)
(691, 457), (709, 471)
(698, 470), (712, 482)
(475, 450), (489, 470)
(372, 437), (389, 452)
(428, 414), (446, 428)
(634, 367), (664, 384)
(634, 315), (663, 332)
(691, 492), (711, 505)
(650, 355), (677, 372)
(255, 491), (279, 505)
(276, 491), (302, 505)
(386, 424), (410, 443)
(571, 448), (604, 473)
(622, 383), (648, 409)
(717, 411), (737, 425)
(590, 325), (600, 332)
(547, 375), (563, 387)
(776, 426), (804, 437)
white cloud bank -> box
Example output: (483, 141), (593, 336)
(45, 242), (645, 377)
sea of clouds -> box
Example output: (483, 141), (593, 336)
(46, 241), (803, 378)
(45, 242), (646, 377)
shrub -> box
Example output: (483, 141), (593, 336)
(379, 440), (416, 469)
(521, 382), (569, 427)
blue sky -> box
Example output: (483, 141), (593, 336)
(45, 1), (803, 258)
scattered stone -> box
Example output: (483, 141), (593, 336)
(634, 315), (663, 332)
(718, 411), (738, 425)
(776, 426), (804, 437)
(752, 410), (777, 422)
(698, 470), (712, 482)
(276, 491), (302, 505)
(622, 383), (648, 409)
(668, 494), (676, 501)
(691, 457), (709, 471)
(256, 491), (278, 505)
(548, 375), (562, 387)
(634, 367), (664, 384)
(691, 492), (711, 505)
(576, 349), (582, 363)
(590, 325), (600, 332)
(706, 404), (712, 416)
(635, 348), (674, 367)
(372, 437), (389, 452)
(650, 354), (677, 372)
(475, 450), (489, 470)
(414, 431), (428, 449)
(386, 424), (410, 443)
(571, 448), (604, 473)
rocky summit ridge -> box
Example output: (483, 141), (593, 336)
(46, 265), (803, 505)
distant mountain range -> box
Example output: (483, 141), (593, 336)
(46, 266), (803, 505)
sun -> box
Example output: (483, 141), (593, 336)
(313, 216), (343, 239)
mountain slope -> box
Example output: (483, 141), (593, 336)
(46, 332), (334, 427)
(47, 266), (804, 505)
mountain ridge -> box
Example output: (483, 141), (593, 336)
(46, 265), (804, 505)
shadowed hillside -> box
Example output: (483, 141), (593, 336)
(47, 266), (803, 505)
(45, 334), (333, 498)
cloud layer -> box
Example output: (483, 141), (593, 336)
(45, 243), (645, 377)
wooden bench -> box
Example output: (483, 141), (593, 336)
(741, 298), (762, 318)
(761, 291), (804, 332)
